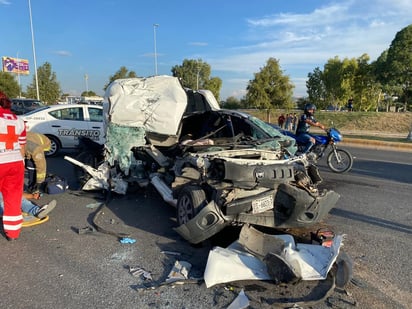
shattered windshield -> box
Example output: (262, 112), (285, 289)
(249, 115), (285, 138)
(248, 115), (297, 154)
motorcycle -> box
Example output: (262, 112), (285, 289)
(280, 127), (353, 173)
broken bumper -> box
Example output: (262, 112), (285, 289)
(237, 183), (340, 228)
(174, 201), (231, 244)
(174, 183), (339, 244)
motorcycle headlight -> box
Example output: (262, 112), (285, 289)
(330, 129), (342, 141)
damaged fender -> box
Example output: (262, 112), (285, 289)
(174, 200), (230, 244)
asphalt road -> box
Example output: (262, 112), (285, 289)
(316, 146), (412, 308)
(1, 146), (411, 309)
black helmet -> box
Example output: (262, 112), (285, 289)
(304, 103), (316, 115)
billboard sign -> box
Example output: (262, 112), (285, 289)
(2, 56), (30, 75)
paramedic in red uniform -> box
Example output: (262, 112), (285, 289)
(0, 91), (26, 241)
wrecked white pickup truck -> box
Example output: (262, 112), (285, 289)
(66, 76), (340, 244)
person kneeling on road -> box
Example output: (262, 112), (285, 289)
(0, 192), (56, 219)
(25, 132), (51, 193)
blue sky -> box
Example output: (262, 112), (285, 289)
(1, 0), (411, 100)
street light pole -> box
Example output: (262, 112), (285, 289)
(196, 60), (200, 90)
(28, 0), (40, 100)
(153, 24), (159, 75)
(16, 51), (21, 98)
(84, 74), (89, 93)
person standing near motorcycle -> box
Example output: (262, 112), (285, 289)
(295, 103), (326, 153)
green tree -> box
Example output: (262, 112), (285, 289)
(295, 97), (310, 110)
(245, 58), (294, 109)
(373, 50), (389, 84)
(384, 24), (412, 110)
(81, 91), (97, 96)
(352, 54), (382, 111)
(0, 71), (21, 98)
(204, 77), (222, 101)
(306, 67), (326, 109)
(171, 59), (222, 100)
(222, 96), (242, 109)
(321, 56), (357, 110)
(103, 66), (137, 91)
(26, 62), (61, 104)
(373, 50), (398, 111)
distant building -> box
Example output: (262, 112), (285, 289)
(60, 95), (103, 105)
(80, 95), (104, 105)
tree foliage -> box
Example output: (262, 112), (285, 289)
(26, 62), (61, 104)
(307, 55), (382, 111)
(383, 24), (412, 108)
(0, 71), (21, 98)
(304, 24), (412, 112)
(245, 58), (294, 109)
(204, 77), (222, 101)
(103, 66), (137, 91)
(81, 91), (97, 96)
(306, 67), (326, 107)
(322, 56), (352, 108)
(222, 96), (243, 109)
(171, 59), (222, 100)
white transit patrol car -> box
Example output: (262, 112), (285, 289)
(20, 103), (104, 156)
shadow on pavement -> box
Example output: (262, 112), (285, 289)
(330, 208), (412, 234)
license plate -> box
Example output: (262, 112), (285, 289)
(252, 195), (274, 214)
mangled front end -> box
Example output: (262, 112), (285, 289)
(98, 76), (339, 245)
(172, 149), (340, 244)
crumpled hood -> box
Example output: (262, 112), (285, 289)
(104, 76), (188, 136)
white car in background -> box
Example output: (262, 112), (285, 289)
(20, 104), (104, 156)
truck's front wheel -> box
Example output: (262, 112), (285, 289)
(176, 186), (207, 226)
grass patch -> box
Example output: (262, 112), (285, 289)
(346, 135), (412, 143)
(243, 109), (412, 134)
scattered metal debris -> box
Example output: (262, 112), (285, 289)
(85, 202), (102, 209)
(227, 289), (249, 309)
(204, 225), (345, 287)
(165, 260), (191, 284)
(134, 260), (203, 291)
(75, 226), (95, 235)
(160, 250), (181, 256)
(129, 266), (153, 281)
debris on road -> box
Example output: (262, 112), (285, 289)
(165, 260), (192, 284)
(85, 202), (102, 209)
(160, 250), (181, 256)
(75, 226), (95, 235)
(119, 237), (136, 244)
(204, 225), (345, 288)
(129, 266), (153, 281)
(227, 289), (249, 309)
(134, 260), (203, 291)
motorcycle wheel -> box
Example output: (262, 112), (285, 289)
(327, 148), (353, 173)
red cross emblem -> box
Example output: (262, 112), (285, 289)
(0, 125), (19, 149)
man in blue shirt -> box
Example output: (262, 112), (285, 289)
(0, 192), (56, 219)
(295, 103), (325, 153)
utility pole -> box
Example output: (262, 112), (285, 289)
(28, 0), (40, 100)
(196, 60), (200, 90)
(84, 74), (89, 93)
(153, 24), (159, 75)
(17, 51), (21, 98)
